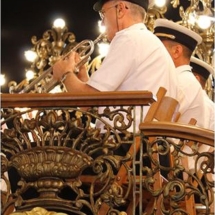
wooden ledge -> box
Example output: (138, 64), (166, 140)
(1, 91), (156, 108)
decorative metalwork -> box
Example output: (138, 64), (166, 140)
(135, 122), (214, 215)
(10, 207), (68, 215)
(146, 5), (167, 32)
(1, 1), (215, 214)
(1, 103), (214, 214)
(1, 105), (137, 215)
(8, 23), (77, 94)
(141, 137), (214, 214)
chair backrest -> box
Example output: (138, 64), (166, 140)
(144, 86), (180, 123)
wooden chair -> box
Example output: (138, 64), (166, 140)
(98, 87), (181, 214)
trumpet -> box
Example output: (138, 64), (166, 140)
(20, 33), (106, 93)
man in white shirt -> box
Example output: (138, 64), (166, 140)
(186, 57), (214, 172)
(154, 19), (208, 129)
(52, 0), (178, 132)
(190, 56), (215, 131)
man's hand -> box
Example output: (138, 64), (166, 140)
(53, 51), (76, 81)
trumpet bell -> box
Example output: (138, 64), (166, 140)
(18, 33), (106, 94)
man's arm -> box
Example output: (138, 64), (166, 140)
(53, 51), (100, 93)
(63, 71), (99, 93)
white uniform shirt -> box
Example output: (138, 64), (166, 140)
(176, 65), (207, 128)
(203, 90), (215, 131)
(187, 91), (214, 171)
(88, 23), (177, 96)
(87, 23), (178, 131)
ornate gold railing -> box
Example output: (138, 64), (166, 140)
(138, 121), (214, 215)
(1, 91), (214, 215)
(1, 91), (154, 215)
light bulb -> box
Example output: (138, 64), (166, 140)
(98, 20), (106, 34)
(25, 50), (37, 62)
(155, 0), (166, 8)
(53, 18), (65, 29)
(197, 15), (211, 29)
(0, 74), (6, 86)
(26, 70), (35, 80)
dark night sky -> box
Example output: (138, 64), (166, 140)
(1, 0), (100, 92)
(1, 0), (186, 93)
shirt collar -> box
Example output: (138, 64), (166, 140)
(176, 65), (192, 73)
(116, 23), (147, 35)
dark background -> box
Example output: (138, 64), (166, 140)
(1, 0), (100, 92)
(1, 0), (186, 93)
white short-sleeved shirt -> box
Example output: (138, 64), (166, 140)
(87, 23), (178, 131)
(203, 90), (215, 131)
(176, 65), (207, 128)
(88, 23), (177, 96)
(187, 92), (214, 170)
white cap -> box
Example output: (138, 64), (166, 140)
(190, 56), (214, 79)
(154, 18), (202, 52)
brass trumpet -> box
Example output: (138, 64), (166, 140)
(20, 33), (106, 93)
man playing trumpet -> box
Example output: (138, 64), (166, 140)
(53, 0), (179, 129)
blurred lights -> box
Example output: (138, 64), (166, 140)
(25, 50), (37, 62)
(26, 70), (35, 80)
(0, 74), (6, 86)
(98, 43), (109, 57)
(53, 18), (66, 29)
(197, 15), (212, 29)
(154, 0), (166, 8)
(97, 20), (109, 57)
(188, 13), (196, 25)
(98, 20), (106, 34)
(188, 11), (214, 30)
